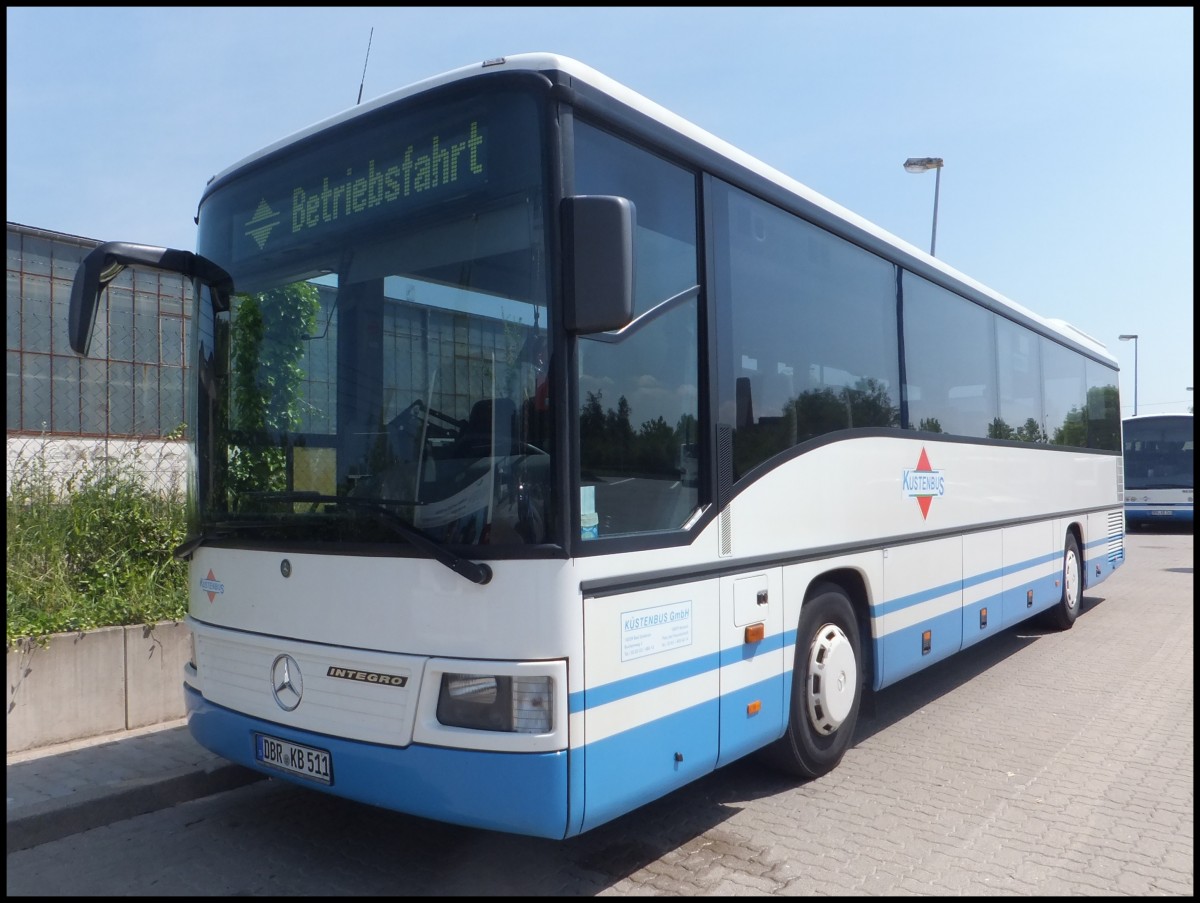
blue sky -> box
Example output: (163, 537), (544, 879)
(7, 7), (1193, 415)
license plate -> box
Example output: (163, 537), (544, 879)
(254, 733), (332, 784)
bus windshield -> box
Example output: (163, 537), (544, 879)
(1124, 416), (1194, 490)
(190, 87), (553, 549)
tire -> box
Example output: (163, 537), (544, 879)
(1043, 533), (1082, 631)
(762, 583), (863, 779)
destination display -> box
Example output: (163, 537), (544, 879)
(230, 116), (490, 262)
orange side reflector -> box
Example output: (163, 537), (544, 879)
(744, 623), (765, 644)
(746, 700), (762, 715)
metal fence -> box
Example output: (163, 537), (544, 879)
(7, 222), (192, 440)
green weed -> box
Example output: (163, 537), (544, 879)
(6, 438), (188, 645)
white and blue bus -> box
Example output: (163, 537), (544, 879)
(68, 53), (1126, 839)
(1123, 413), (1194, 528)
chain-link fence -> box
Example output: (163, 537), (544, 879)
(6, 433), (188, 501)
(8, 222), (192, 439)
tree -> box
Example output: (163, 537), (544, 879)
(988, 417), (1015, 440)
(845, 377), (900, 428)
(1052, 407), (1088, 448)
(1015, 418), (1046, 444)
(1086, 384), (1121, 450)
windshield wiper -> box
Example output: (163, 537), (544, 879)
(173, 522), (264, 561)
(175, 531), (222, 561)
(228, 491), (493, 585)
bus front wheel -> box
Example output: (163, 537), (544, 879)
(763, 583), (863, 779)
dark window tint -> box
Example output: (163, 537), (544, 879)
(1123, 416), (1193, 490)
(573, 121), (700, 537)
(1042, 338), (1087, 447)
(711, 181), (899, 481)
(1085, 359), (1121, 451)
(996, 317), (1045, 443)
(903, 273), (998, 438)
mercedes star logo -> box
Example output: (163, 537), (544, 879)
(271, 654), (304, 711)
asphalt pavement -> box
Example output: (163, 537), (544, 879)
(6, 719), (264, 854)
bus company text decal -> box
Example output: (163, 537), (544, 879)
(621, 600), (693, 662)
(902, 447), (945, 520)
(326, 666), (408, 688)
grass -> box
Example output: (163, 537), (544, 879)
(6, 439), (189, 645)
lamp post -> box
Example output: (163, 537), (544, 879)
(1119, 334), (1138, 416)
(903, 157), (944, 256)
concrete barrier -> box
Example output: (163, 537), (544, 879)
(6, 621), (189, 754)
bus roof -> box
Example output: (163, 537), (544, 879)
(1123, 412), (1194, 423)
(206, 52), (1114, 366)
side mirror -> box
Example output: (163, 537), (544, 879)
(561, 195), (634, 334)
(69, 242), (232, 356)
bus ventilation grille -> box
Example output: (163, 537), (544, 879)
(1107, 511), (1125, 562)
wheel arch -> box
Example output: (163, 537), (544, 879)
(1065, 520), (1085, 589)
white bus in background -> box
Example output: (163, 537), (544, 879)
(68, 53), (1126, 839)
(1123, 413), (1194, 529)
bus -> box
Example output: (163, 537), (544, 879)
(67, 53), (1126, 840)
(1123, 413), (1194, 528)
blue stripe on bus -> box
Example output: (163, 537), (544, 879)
(570, 544), (1098, 715)
(871, 576), (963, 618)
(878, 569), (1064, 685)
(718, 627), (790, 666)
(1084, 532), (1125, 572)
(1126, 507), (1192, 523)
(570, 650), (722, 713)
(185, 687), (571, 840)
(188, 531), (1122, 840)
(578, 696), (720, 833)
(863, 548), (1061, 619)
(964, 563), (1009, 588)
(716, 671), (788, 766)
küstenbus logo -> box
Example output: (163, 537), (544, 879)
(902, 447), (945, 520)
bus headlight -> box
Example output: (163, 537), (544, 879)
(436, 673), (553, 733)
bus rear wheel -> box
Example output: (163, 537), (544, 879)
(1042, 533), (1082, 631)
(762, 583), (862, 779)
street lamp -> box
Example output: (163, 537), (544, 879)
(1119, 334), (1138, 416)
(903, 156), (944, 256)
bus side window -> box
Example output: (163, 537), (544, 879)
(573, 120), (701, 537)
